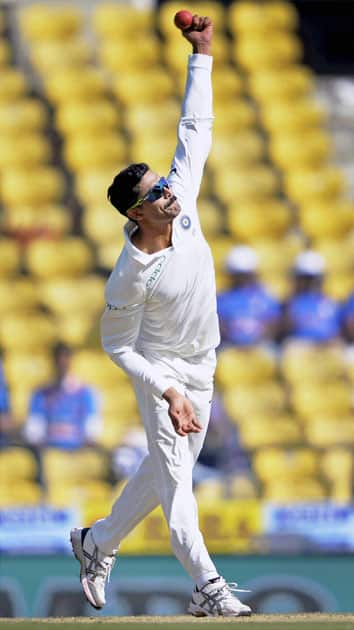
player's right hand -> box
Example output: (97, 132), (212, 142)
(163, 388), (202, 436)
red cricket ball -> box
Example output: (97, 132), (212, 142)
(174, 9), (193, 30)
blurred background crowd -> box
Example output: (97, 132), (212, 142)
(0, 0), (353, 525)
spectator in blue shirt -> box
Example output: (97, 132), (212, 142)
(281, 250), (342, 343)
(23, 343), (102, 450)
(217, 245), (281, 347)
(341, 292), (354, 343)
(0, 359), (13, 446)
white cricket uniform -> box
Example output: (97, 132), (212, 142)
(92, 54), (220, 584)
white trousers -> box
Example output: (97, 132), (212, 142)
(92, 349), (218, 583)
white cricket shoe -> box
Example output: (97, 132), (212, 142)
(70, 527), (116, 609)
(188, 576), (252, 617)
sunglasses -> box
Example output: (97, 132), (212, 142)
(128, 176), (170, 211)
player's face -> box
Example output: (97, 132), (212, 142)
(129, 170), (181, 224)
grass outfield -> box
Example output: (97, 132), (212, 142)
(1, 615), (354, 630)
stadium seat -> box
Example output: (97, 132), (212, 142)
(298, 200), (354, 241)
(0, 133), (51, 168)
(247, 66), (313, 105)
(214, 165), (279, 205)
(43, 68), (108, 104)
(281, 344), (346, 385)
(4, 205), (72, 237)
(82, 205), (132, 246)
(212, 67), (244, 103)
(316, 237), (354, 272)
(125, 101), (179, 136)
(253, 236), (304, 273)
(1, 167), (65, 207)
(0, 482), (42, 507)
(25, 237), (94, 278)
(260, 100), (327, 135)
(0, 313), (57, 352)
(99, 38), (161, 72)
(209, 131), (265, 168)
(194, 479), (226, 502)
(0, 68), (27, 102)
(227, 199), (292, 241)
(4, 351), (53, 389)
(112, 70), (174, 106)
(0, 99), (48, 134)
(291, 382), (352, 420)
(0, 278), (39, 315)
(29, 38), (91, 73)
(284, 167), (346, 205)
(197, 199), (223, 237)
(93, 4), (155, 40)
(304, 415), (354, 447)
(0, 39), (11, 65)
(223, 383), (287, 422)
(71, 350), (128, 388)
(229, 0), (298, 35)
(0, 447), (38, 481)
(253, 447), (319, 482)
(269, 131), (331, 170)
(238, 413), (302, 448)
(63, 133), (127, 172)
(56, 313), (96, 348)
(56, 100), (120, 137)
(0, 239), (22, 276)
(213, 100), (257, 133)
(216, 347), (277, 389)
(321, 448), (353, 501)
(75, 168), (122, 208)
(325, 272), (354, 301)
(233, 33), (302, 72)
(40, 276), (105, 315)
(46, 481), (112, 509)
(262, 477), (326, 502)
(20, 5), (82, 41)
(101, 385), (139, 422)
(42, 448), (109, 485)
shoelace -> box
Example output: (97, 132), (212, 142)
(219, 582), (251, 603)
(93, 553), (116, 583)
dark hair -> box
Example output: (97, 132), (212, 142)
(107, 163), (150, 216)
(53, 342), (72, 361)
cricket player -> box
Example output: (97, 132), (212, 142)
(71, 14), (251, 618)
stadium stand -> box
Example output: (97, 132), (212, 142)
(0, 0), (353, 527)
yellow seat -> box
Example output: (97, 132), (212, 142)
(93, 4), (154, 39)
(0, 313), (57, 352)
(4, 352), (53, 389)
(229, 0), (298, 35)
(82, 206), (127, 245)
(212, 67), (244, 103)
(248, 66), (313, 104)
(0, 447), (38, 482)
(253, 235), (304, 273)
(213, 100), (257, 134)
(71, 350), (128, 388)
(234, 33), (302, 71)
(321, 448), (353, 502)
(239, 414), (302, 448)
(99, 38), (160, 72)
(210, 131), (264, 168)
(56, 100), (120, 136)
(46, 481), (112, 509)
(291, 382), (352, 420)
(42, 448), (109, 485)
(197, 199), (223, 238)
(126, 101), (179, 136)
(194, 479), (226, 502)
(0, 68), (27, 102)
(214, 165), (279, 205)
(44, 69), (107, 104)
(0, 279), (38, 315)
(254, 447), (319, 483)
(30, 38), (91, 73)
(0, 239), (21, 276)
(40, 276), (105, 315)
(305, 415), (354, 448)
(216, 347), (277, 389)
(0, 133), (51, 168)
(269, 131), (331, 171)
(1, 167), (65, 207)
(64, 133), (127, 172)
(97, 241), (126, 271)
(223, 383), (286, 422)
(0, 481), (42, 507)
(262, 477), (326, 502)
(227, 199), (292, 241)
(131, 136), (177, 175)
(0, 39), (11, 66)
(261, 100), (327, 135)
(316, 237), (354, 272)
(112, 70), (174, 106)
(0, 99), (48, 134)
(325, 272), (354, 301)
(4, 205), (72, 237)
(298, 200), (354, 241)
(20, 5), (82, 41)
(209, 236), (239, 273)
(282, 344), (346, 385)
(26, 237), (93, 278)
(101, 385), (139, 421)
(56, 313), (96, 348)
(75, 168), (122, 207)
(284, 167), (346, 205)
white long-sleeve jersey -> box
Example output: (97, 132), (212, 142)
(101, 54), (220, 397)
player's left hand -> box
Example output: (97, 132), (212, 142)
(183, 15), (213, 51)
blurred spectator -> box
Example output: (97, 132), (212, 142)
(217, 245), (281, 347)
(341, 292), (354, 343)
(23, 343), (102, 449)
(281, 251), (342, 344)
(0, 359), (13, 446)
(112, 427), (148, 481)
(196, 393), (251, 484)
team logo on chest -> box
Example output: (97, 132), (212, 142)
(180, 214), (191, 230)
